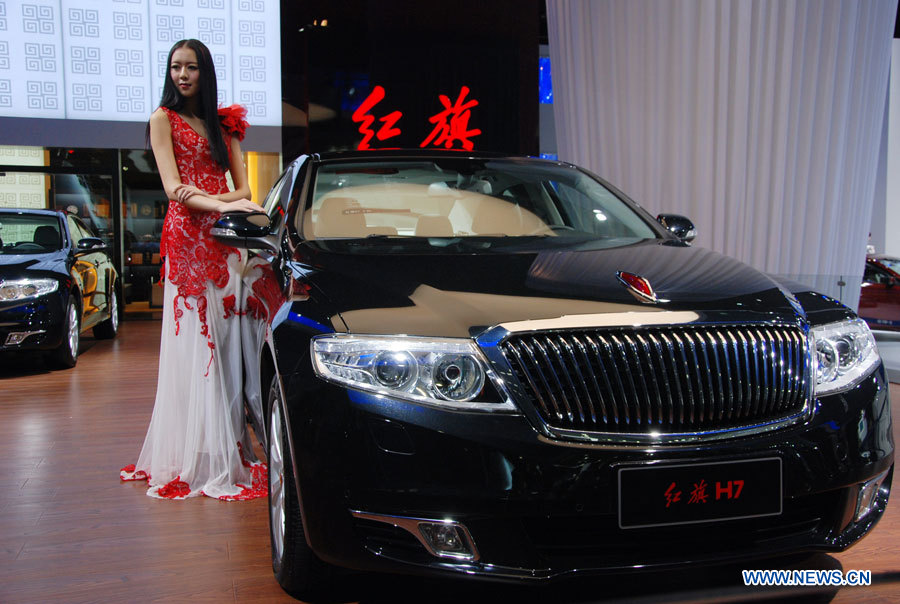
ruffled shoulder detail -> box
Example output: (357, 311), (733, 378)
(218, 104), (249, 141)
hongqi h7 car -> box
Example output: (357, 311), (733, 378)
(212, 151), (893, 599)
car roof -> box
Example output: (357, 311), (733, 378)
(868, 256), (900, 278)
(0, 208), (65, 217)
(310, 149), (564, 166)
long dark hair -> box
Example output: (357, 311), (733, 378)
(149, 39), (229, 171)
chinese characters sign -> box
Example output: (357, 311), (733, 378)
(352, 85), (482, 151)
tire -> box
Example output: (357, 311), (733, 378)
(267, 375), (339, 600)
(46, 297), (80, 369)
(93, 283), (119, 340)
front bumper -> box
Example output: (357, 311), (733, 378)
(0, 293), (67, 352)
(284, 363), (893, 581)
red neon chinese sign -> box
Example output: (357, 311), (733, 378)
(351, 85), (402, 151)
(351, 85), (482, 151)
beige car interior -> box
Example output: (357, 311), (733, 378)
(310, 183), (555, 238)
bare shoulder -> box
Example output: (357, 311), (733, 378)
(149, 108), (172, 133)
(150, 107), (171, 125)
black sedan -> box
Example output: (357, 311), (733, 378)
(0, 208), (119, 368)
(214, 151), (893, 598)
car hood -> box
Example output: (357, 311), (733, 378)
(302, 239), (805, 338)
(0, 251), (68, 277)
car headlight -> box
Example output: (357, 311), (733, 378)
(0, 278), (59, 302)
(811, 318), (880, 396)
(311, 334), (515, 411)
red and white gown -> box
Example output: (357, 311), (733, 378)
(120, 105), (267, 501)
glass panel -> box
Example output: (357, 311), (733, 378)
(51, 174), (115, 245)
(121, 149), (167, 312)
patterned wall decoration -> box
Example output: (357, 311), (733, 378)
(0, 0), (280, 125)
(0, 146), (48, 209)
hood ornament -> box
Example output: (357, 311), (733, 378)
(617, 271), (659, 304)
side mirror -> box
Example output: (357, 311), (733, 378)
(76, 237), (108, 252)
(211, 212), (277, 252)
(657, 214), (697, 242)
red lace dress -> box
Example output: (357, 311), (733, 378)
(120, 105), (267, 501)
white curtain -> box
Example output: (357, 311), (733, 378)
(547, 0), (898, 307)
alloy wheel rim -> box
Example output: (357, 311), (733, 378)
(269, 398), (285, 564)
(67, 302), (79, 357)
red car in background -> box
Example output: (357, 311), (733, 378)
(860, 255), (900, 332)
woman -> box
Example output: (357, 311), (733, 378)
(120, 39), (266, 500)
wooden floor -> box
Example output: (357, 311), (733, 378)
(1, 320), (900, 603)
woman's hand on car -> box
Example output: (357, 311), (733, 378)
(219, 198), (261, 213)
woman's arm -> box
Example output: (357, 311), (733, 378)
(149, 110), (258, 213)
(209, 136), (253, 203)
(148, 109), (183, 202)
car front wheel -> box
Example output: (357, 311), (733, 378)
(267, 375), (340, 599)
(46, 297), (79, 369)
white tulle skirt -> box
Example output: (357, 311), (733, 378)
(121, 254), (266, 501)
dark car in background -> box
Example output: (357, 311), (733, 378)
(213, 151), (893, 599)
(860, 256), (900, 332)
(0, 208), (119, 368)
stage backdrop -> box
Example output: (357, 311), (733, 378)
(547, 0), (898, 309)
(0, 0), (282, 152)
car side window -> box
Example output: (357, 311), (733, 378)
(262, 171), (290, 231)
(75, 217), (97, 238)
(864, 264), (891, 285)
(67, 216), (89, 244)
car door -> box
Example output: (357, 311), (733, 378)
(859, 261), (900, 330)
(67, 215), (109, 329)
(238, 164), (298, 432)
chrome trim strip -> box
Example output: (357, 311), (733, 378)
(350, 510), (480, 562)
(571, 335), (603, 423)
(505, 343), (552, 418)
(684, 331), (706, 423)
(585, 334), (619, 425)
(4, 330), (45, 346)
(497, 310), (702, 333)
(542, 405), (812, 446)
(557, 335), (594, 424)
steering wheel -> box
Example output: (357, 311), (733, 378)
(12, 242), (45, 251)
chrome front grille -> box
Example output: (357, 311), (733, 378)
(499, 325), (810, 437)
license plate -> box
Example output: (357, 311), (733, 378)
(618, 457), (782, 529)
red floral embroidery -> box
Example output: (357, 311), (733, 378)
(158, 476), (192, 499)
(218, 104), (249, 141)
(223, 294), (238, 318)
(213, 441), (268, 501)
(218, 463), (267, 501)
(249, 265), (284, 324)
(245, 295), (264, 321)
(119, 447), (266, 501)
(120, 464), (149, 481)
(159, 106), (247, 359)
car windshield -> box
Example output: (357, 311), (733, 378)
(305, 158), (660, 248)
(0, 214), (63, 254)
(876, 257), (900, 274)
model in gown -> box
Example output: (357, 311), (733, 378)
(120, 39), (266, 500)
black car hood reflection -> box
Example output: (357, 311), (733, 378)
(301, 239), (802, 338)
(0, 250), (68, 275)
